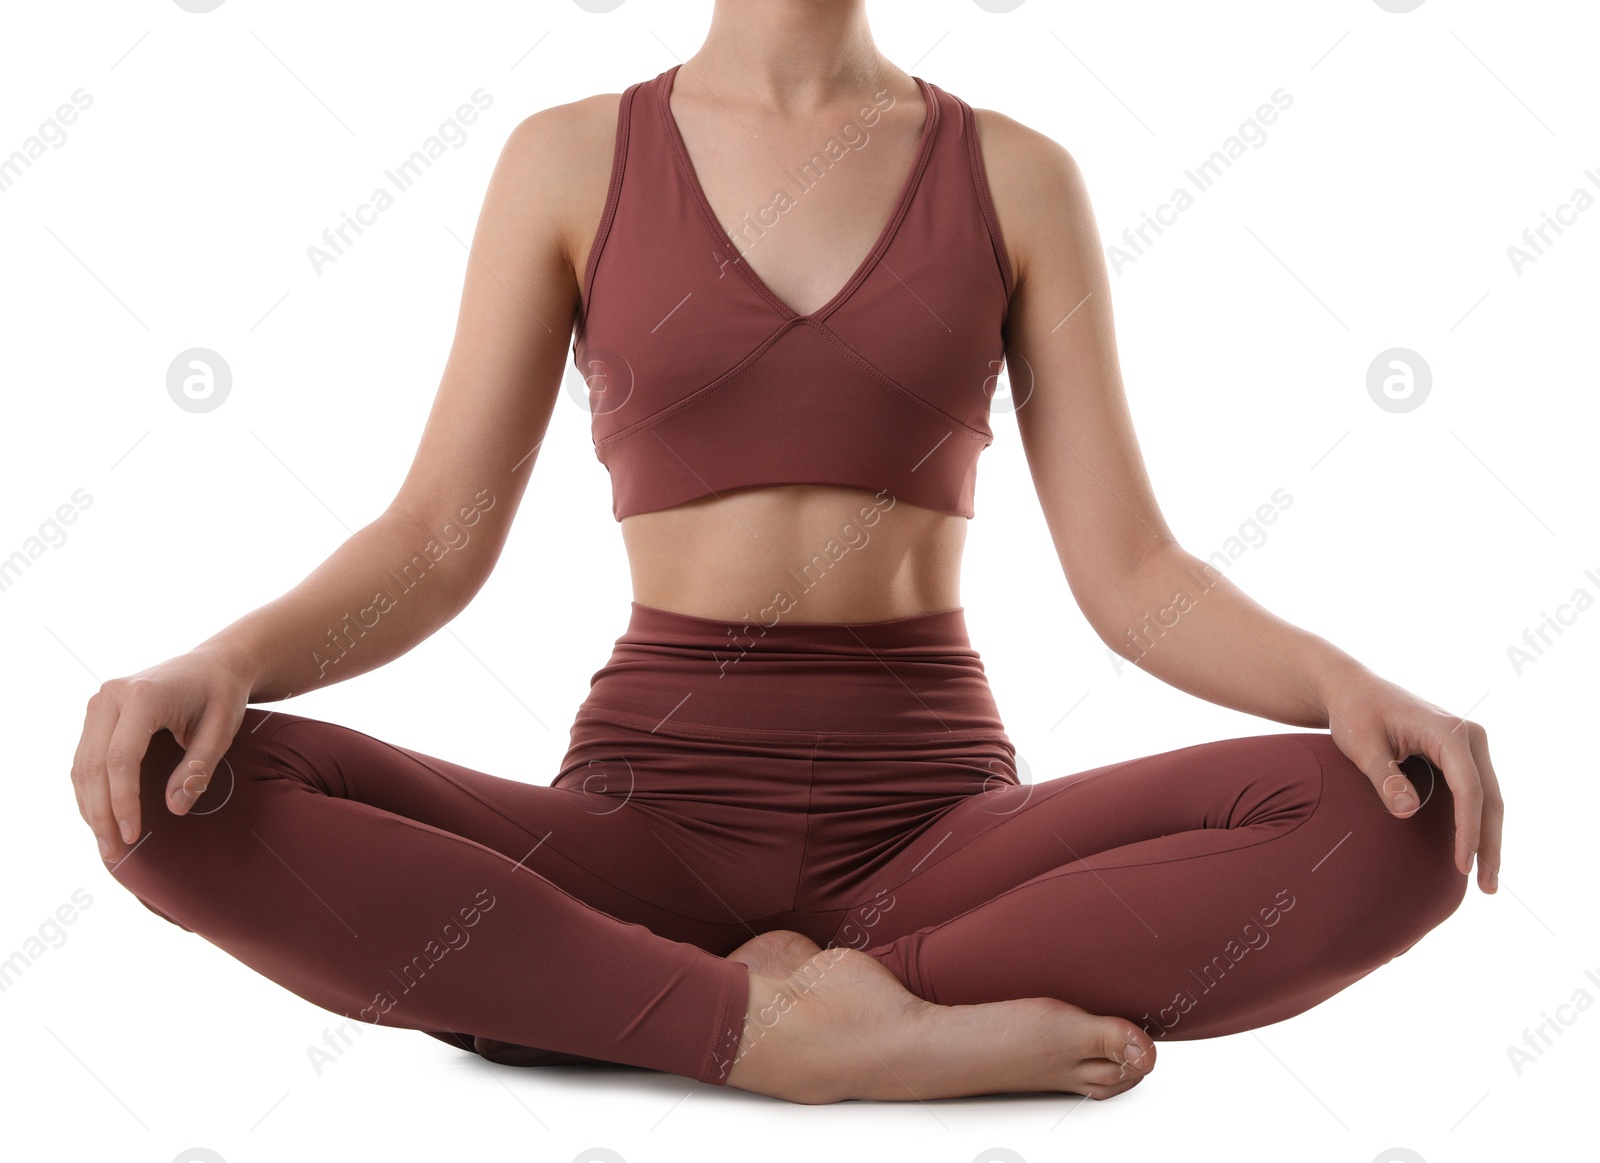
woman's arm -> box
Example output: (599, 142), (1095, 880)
(73, 101), (604, 858)
(978, 109), (1502, 892)
(192, 505), (506, 704)
(1071, 539), (1354, 729)
(195, 101), (598, 702)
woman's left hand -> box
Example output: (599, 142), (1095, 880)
(1319, 666), (1503, 895)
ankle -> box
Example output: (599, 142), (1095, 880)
(724, 971), (799, 1094)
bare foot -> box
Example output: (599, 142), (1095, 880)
(723, 930), (1156, 1104)
(726, 929), (826, 978)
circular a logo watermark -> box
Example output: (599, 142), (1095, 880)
(181, 756), (236, 817)
(172, 0), (227, 12)
(973, 0), (1026, 12)
(571, 0), (626, 12)
(1372, 0), (1426, 13)
(572, 1151), (627, 1163)
(1366, 347), (1430, 413)
(564, 344), (635, 416)
(1396, 753), (1439, 812)
(983, 353), (1034, 414)
(570, 756), (635, 815)
(972, 1150), (1028, 1163)
(1372, 1151), (1428, 1163)
(167, 347), (232, 413)
(977, 751), (1034, 815)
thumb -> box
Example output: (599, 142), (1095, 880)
(167, 708), (242, 815)
(1336, 725), (1424, 818)
(1378, 758), (1422, 818)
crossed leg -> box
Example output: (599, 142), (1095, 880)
(106, 713), (1467, 1099)
(106, 708), (752, 1085)
(851, 732), (1468, 1041)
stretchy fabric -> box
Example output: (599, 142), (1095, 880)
(572, 64), (1013, 521)
(110, 602), (1467, 1087)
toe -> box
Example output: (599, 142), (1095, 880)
(1073, 1059), (1129, 1089)
(1099, 1021), (1155, 1075)
(1077, 1055), (1151, 1100)
(1083, 1072), (1145, 1100)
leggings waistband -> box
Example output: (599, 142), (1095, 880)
(573, 601), (1011, 741)
(623, 599), (977, 654)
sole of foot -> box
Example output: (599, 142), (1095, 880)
(723, 930), (1156, 1104)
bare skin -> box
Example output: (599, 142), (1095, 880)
(601, 53), (968, 622)
(71, 0), (1503, 1110)
(476, 931), (1155, 1103)
(723, 931), (1155, 1104)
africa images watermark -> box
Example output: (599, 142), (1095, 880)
(1504, 961), (1600, 1077)
(1107, 487), (1294, 673)
(0, 888), (95, 995)
(1138, 887), (1297, 1040)
(712, 85), (898, 280)
(311, 885), (497, 1074)
(311, 488), (496, 678)
(0, 488), (94, 597)
(363, 885), (495, 1025)
(705, 888), (903, 1079)
(830, 888), (897, 951)
(0, 88), (93, 196)
(710, 945), (854, 1082)
(1505, 166), (1600, 275)
(1107, 87), (1295, 274)
(1504, 564), (1599, 676)
(713, 488), (898, 677)
(306, 89), (494, 276)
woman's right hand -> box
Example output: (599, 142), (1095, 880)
(72, 645), (255, 863)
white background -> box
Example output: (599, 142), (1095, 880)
(1, 1), (1593, 1161)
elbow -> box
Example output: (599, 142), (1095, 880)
(380, 500), (504, 604)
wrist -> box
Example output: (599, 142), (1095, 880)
(191, 632), (266, 695)
(1306, 649), (1372, 724)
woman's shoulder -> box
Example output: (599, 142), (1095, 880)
(501, 89), (625, 171)
(491, 90), (628, 267)
(965, 101), (1091, 294)
(966, 100), (1080, 186)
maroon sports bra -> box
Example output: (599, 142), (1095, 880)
(572, 64), (1015, 521)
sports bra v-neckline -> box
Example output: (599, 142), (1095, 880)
(573, 65), (1014, 523)
(656, 62), (939, 323)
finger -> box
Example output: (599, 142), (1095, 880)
(1340, 726), (1421, 818)
(1463, 723), (1503, 893)
(74, 692), (124, 861)
(1380, 760), (1421, 817)
(69, 696), (97, 823)
(166, 706), (241, 815)
(103, 705), (158, 848)
(1435, 727), (1485, 876)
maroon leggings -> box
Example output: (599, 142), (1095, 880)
(108, 601), (1466, 1086)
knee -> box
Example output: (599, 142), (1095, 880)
(107, 708), (306, 899)
(129, 707), (290, 822)
(1298, 734), (1468, 955)
(1392, 747), (1471, 933)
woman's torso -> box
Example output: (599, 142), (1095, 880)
(562, 65), (1012, 623)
